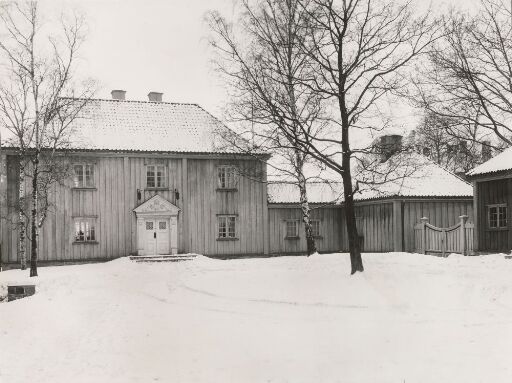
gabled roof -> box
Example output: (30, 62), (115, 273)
(268, 154), (473, 204)
(467, 147), (512, 177)
(35, 98), (253, 154)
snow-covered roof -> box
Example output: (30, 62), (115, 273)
(27, 99), (250, 154)
(467, 147), (512, 177)
(268, 154), (473, 204)
(268, 182), (344, 204)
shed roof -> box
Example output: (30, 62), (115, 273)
(467, 147), (512, 177)
(268, 154), (473, 204)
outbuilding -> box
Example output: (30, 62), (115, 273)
(467, 147), (512, 253)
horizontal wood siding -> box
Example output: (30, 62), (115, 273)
(476, 179), (511, 252)
(268, 206), (343, 254)
(403, 199), (473, 252)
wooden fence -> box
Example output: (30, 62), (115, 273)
(414, 215), (474, 256)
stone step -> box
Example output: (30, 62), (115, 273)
(129, 254), (197, 263)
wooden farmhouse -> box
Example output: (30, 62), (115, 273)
(467, 147), (512, 253)
(0, 93), (475, 265)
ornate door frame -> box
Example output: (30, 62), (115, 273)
(133, 195), (180, 255)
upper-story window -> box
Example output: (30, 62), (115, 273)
(147, 165), (167, 188)
(73, 164), (94, 188)
(217, 165), (238, 189)
(488, 204), (507, 229)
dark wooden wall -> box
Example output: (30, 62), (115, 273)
(475, 178), (511, 252)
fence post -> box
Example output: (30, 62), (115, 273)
(460, 215), (468, 256)
(421, 217), (429, 254)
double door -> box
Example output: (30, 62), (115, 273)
(144, 219), (170, 255)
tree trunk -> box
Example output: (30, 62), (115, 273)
(18, 162), (26, 270)
(29, 154), (38, 277)
(296, 160), (317, 256)
(339, 97), (364, 274)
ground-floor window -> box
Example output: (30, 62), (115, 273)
(285, 220), (299, 238)
(74, 218), (97, 242)
(311, 220), (321, 237)
(488, 204), (507, 229)
(218, 215), (237, 239)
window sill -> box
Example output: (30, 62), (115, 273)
(145, 187), (169, 191)
(216, 237), (239, 241)
(485, 227), (508, 232)
(285, 236), (300, 240)
(73, 241), (99, 245)
(72, 187), (97, 191)
(313, 235), (323, 239)
(216, 188), (238, 192)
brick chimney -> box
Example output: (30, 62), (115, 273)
(148, 92), (163, 102)
(481, 141), (492, 162)
(375, 134), (403, 162)
(111, 90), (126, 100)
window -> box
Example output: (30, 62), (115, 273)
(74, 218), (96, 242)
(73, 164), (94, 188)
(218, 215), (237, 239)
(146, 165), (167, 188)
(146, 221), (154, 230)
(286, 220), (299, 238)
(159, 221), (167, 230)
(217, 165), (238, 189)
(311, 220), (320, 237)
(489, 204), (508, 229)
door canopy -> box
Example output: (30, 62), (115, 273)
(133, 195), (180, 218)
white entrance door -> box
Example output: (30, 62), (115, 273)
(144, 219), (170, 255)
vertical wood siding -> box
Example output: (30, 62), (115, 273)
(268, 205), (343, 254)
(402, 199), (473, 252)
(476, 179), (511, 252)
(3, 155), (266, 262)
(0, 152), (476, 262)
(339, 202), (395, 252)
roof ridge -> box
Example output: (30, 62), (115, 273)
(59, 96), (200, 107)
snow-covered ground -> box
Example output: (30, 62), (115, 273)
(1, 252), (512, 383)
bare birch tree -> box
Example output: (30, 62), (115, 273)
(0, 2), (95, 276)
(291, 0), (439, 273)
(208, 0), (326, 255)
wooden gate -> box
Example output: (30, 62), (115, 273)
(414, 215), (474, 256)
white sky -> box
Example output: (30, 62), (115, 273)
(41, 0), (478, 125)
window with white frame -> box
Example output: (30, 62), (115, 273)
(286, 220), (299, 238)
(218, 215), (237, 239)
(217, 165), (238, 189)
(73, 164), (94, 188)
(74, 218), (96, 242)
(146, 165), (167, 188)
(488, 204), (507, 229)
(311, 220), (320, 237)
